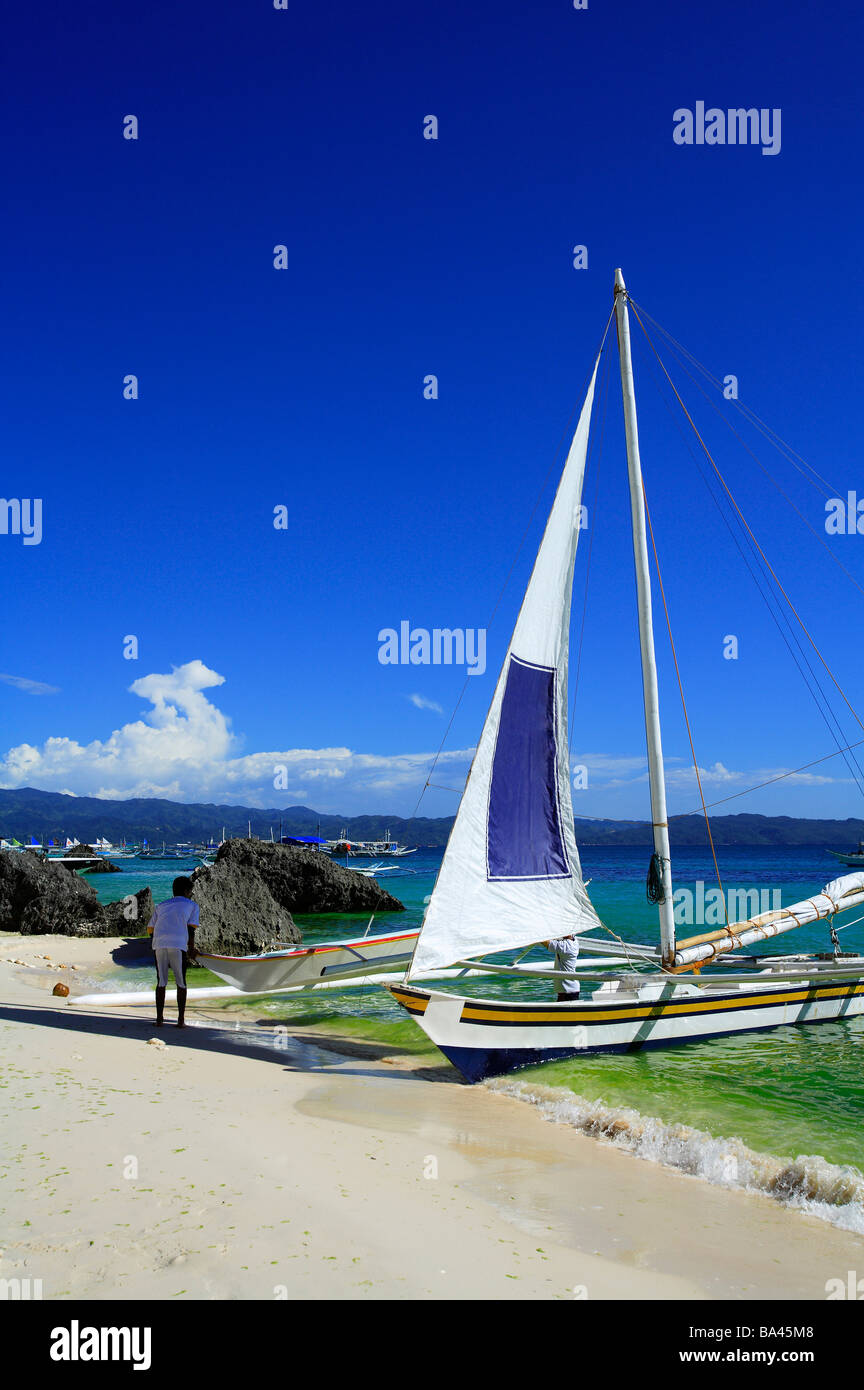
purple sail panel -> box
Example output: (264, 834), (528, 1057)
(486, 656), (571, 881)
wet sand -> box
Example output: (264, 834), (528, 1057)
(1, 933), (862, 1300)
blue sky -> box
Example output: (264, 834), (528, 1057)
(2, 0), (864, 819)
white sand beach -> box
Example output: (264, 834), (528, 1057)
(1, 933), (862, 1301)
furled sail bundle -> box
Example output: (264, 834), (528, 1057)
(410, 363), (603, 978)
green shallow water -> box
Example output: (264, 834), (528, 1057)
(94, 846), (864, 1181)
(516, 1018), (864, 1170)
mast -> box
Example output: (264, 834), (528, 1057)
(614, 269), (676, 966)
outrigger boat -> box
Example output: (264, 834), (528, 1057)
(197, 925), (422, 993)
(387, 269), (864, 1082)
(328, 829), (417, 857)
(827, 841), (864, 869)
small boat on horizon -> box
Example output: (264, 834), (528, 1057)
(827, 841), (864, 868)
(327, 828), (417, 858)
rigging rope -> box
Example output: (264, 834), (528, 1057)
(630, 305), (864, 603)
(629, 326), (864, 803)
(671, 738), (864, 816)
(642, 479), (728, 921)
(630, 302), (864, 811)
(646, 851), (667, 905)
(630, 301), (843, 499)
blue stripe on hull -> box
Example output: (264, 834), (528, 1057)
(438, 1009), (864, 1083)
(440, 1044), (584, 1082)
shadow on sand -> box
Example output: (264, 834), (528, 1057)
(109, 936), (154, 968)
(0, 998), (456, 1084)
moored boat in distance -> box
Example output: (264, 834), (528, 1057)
(327, 828), (417, 858)
(827, 841), (864, 868)
(138, 842), (198, 860)
(347, 860), (412, 877)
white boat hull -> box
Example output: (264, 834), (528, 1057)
(390, 974), (864, 1082)
(198, 927), (420, 993)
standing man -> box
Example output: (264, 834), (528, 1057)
(147, 876), (199, 1028)
(544, 934), (581, 1002)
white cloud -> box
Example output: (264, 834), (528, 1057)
(0, 673), (60, 696)
(408, 693), (444, 714)
(0, 661), (472, 811)
(665, 761), (743, 788)
(0, 665), (845, 817)
(572, 752), (649, 777)
(572, 752), (844, 795)
(665, 761), (844, 791)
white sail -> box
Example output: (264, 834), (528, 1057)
(409, 362), (602, 978)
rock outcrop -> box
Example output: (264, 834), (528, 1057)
(0, 850), (105, 935)
(0, 851), (151, 938)
(102, 888), (154, 935)
(189, 839), (405, 956)
(190, 860), (300, 955)
(0, 838), (405, 953)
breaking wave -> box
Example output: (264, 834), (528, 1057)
(487, 1078), (864, 1235)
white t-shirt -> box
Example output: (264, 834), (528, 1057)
(148, 896), (199, 950)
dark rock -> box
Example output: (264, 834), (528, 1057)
(0, 850), (151, 938)
(102, 888), (154, 936)
(190, 860), (300, 955)
(0, 848), (103, 936)
(0, 837), (406, 954)
(188, 839), (404, 956)
(203, 838), (405, 915)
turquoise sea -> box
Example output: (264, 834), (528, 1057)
(92, 845), (864, 1232)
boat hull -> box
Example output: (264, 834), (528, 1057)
(389, 977), (864, 1082)
(198, 928), (420, 993)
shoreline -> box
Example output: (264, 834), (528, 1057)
(1, 933), (863, 1300)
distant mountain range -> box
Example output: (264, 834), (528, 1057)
(0, 786), (862, 850)
(0, 787), (455, 847)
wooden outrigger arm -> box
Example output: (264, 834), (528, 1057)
(672, 874), (864, 970)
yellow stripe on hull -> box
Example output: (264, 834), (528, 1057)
(458, 982), (864, 1027)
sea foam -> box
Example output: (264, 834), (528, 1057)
(487, 1078), (864, 1234)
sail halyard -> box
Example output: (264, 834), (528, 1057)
(614, 269), (677, 968)
(407, 356), (604, 979)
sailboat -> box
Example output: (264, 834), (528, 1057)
(388, 269), (864, 1083)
